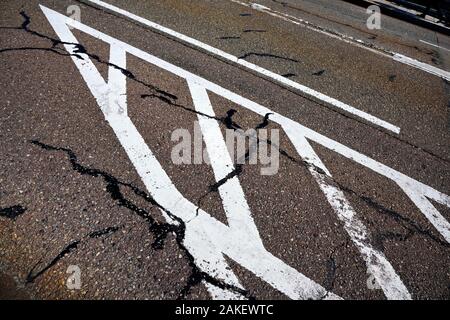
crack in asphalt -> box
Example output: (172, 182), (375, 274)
(141, 94), (244, 130)
(3, 9), (448, 166)
(29, 140), (252, 299)
(0, 11), (176, 102)
(281, 72), (297, 78)
(181, 104), (442, 248)
(312, 69), (325, 76)
(324, 182), (450, 250)
(206, 111), (272, 193)
(1, 9), (449, 297)
(238, 52), (300, 63)
(0, 205), (27, 220)
(242, 29), (267, 33)
(141, 94), (214, 120)
(192, 109), (269, 220)
(206, 109), (450, 251)
(320, 240), (348, 300)
(0, 46), (80, 58)
(351, 191), (450, 250)
(217, 29), (266, 41)
(88, 226), (120, 239)
(255, 112), (273, 129)
(223, 109), (242, 130)
(26, 240), (80, 283)
(26, 225), (121, 283)
(218, 36), (241, 40)
(373, 229), (416, 251)
(209, 165), (244, 194)
(0, 11), (83, 59)
(67, 2), (450, 164)
(141, 86), (324, 190)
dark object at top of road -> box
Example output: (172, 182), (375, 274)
(392, 0), (450, 24)
(343, 0), (450, 34)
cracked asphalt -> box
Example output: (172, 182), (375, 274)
(1, 0), (449, 300)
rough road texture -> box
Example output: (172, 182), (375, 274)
(0, 0), (449, 300)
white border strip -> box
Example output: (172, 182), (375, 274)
(84, 0), (400, 134)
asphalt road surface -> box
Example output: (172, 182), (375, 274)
(1, 0), (449, 300)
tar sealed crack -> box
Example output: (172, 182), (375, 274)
(199, 105), (450, 252)
(191, 110), (272, 221)
(26, 225), (121, 283)
(30, 140), (252, 299)
(88, 226), (120, 238)
(255, 112), (273, 129)
(0, 11), (83, 59)
(217, 110), (273, 186)
(312, 69), (325, 76)
(218, 36), (241, 40)
(198, 111), (272, 210)
(223, 109), (242, 130)
(320, 240), (348, 299)
(243, 29), (266, 33)
(0, 205), (27, 219)
(3, 9), (449, 298)
(3, 10), (448, 165)
(338, 185), (450, 249)
(0, 11), (176, 102)
(26, 240), (80, 283)
(217, 29), (265, 41)
(239, 52), (300, 63)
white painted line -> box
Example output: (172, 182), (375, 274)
(84, 0), (400, 134)
(284, 131), (411, 300)
(419, 40), (450, 53)
(242, 0), (387, 56)
(393, 53), (450, 80)
(43, 5), (450, 299)
(188, 80), (261, 237)
(42, 5), (341, 300)
(231, 0), (450, 81)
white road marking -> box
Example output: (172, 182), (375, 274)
(419, 40), (450, 52)
(285, 133), (412, 300)
(84, 0), (400, 134)
(231, 0), (450, 81)
(393, 53), (450, 80)
(42, 5), (450, 299)
(188, 80), (260, 236)
(42, 4), (341, 301)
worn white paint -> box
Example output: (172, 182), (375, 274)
(82, 0), (400, 134)
(419, 40), (450, 53)
(188, 80), (260, 236)
(232, 0), (450, 81)
(283, 131), (411, 300)
(41, 4), (341, 301)
(41, 5), (450, 300)
(393, 53), (450, 80)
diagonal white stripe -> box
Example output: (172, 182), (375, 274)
(84, 0), (401, 134)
